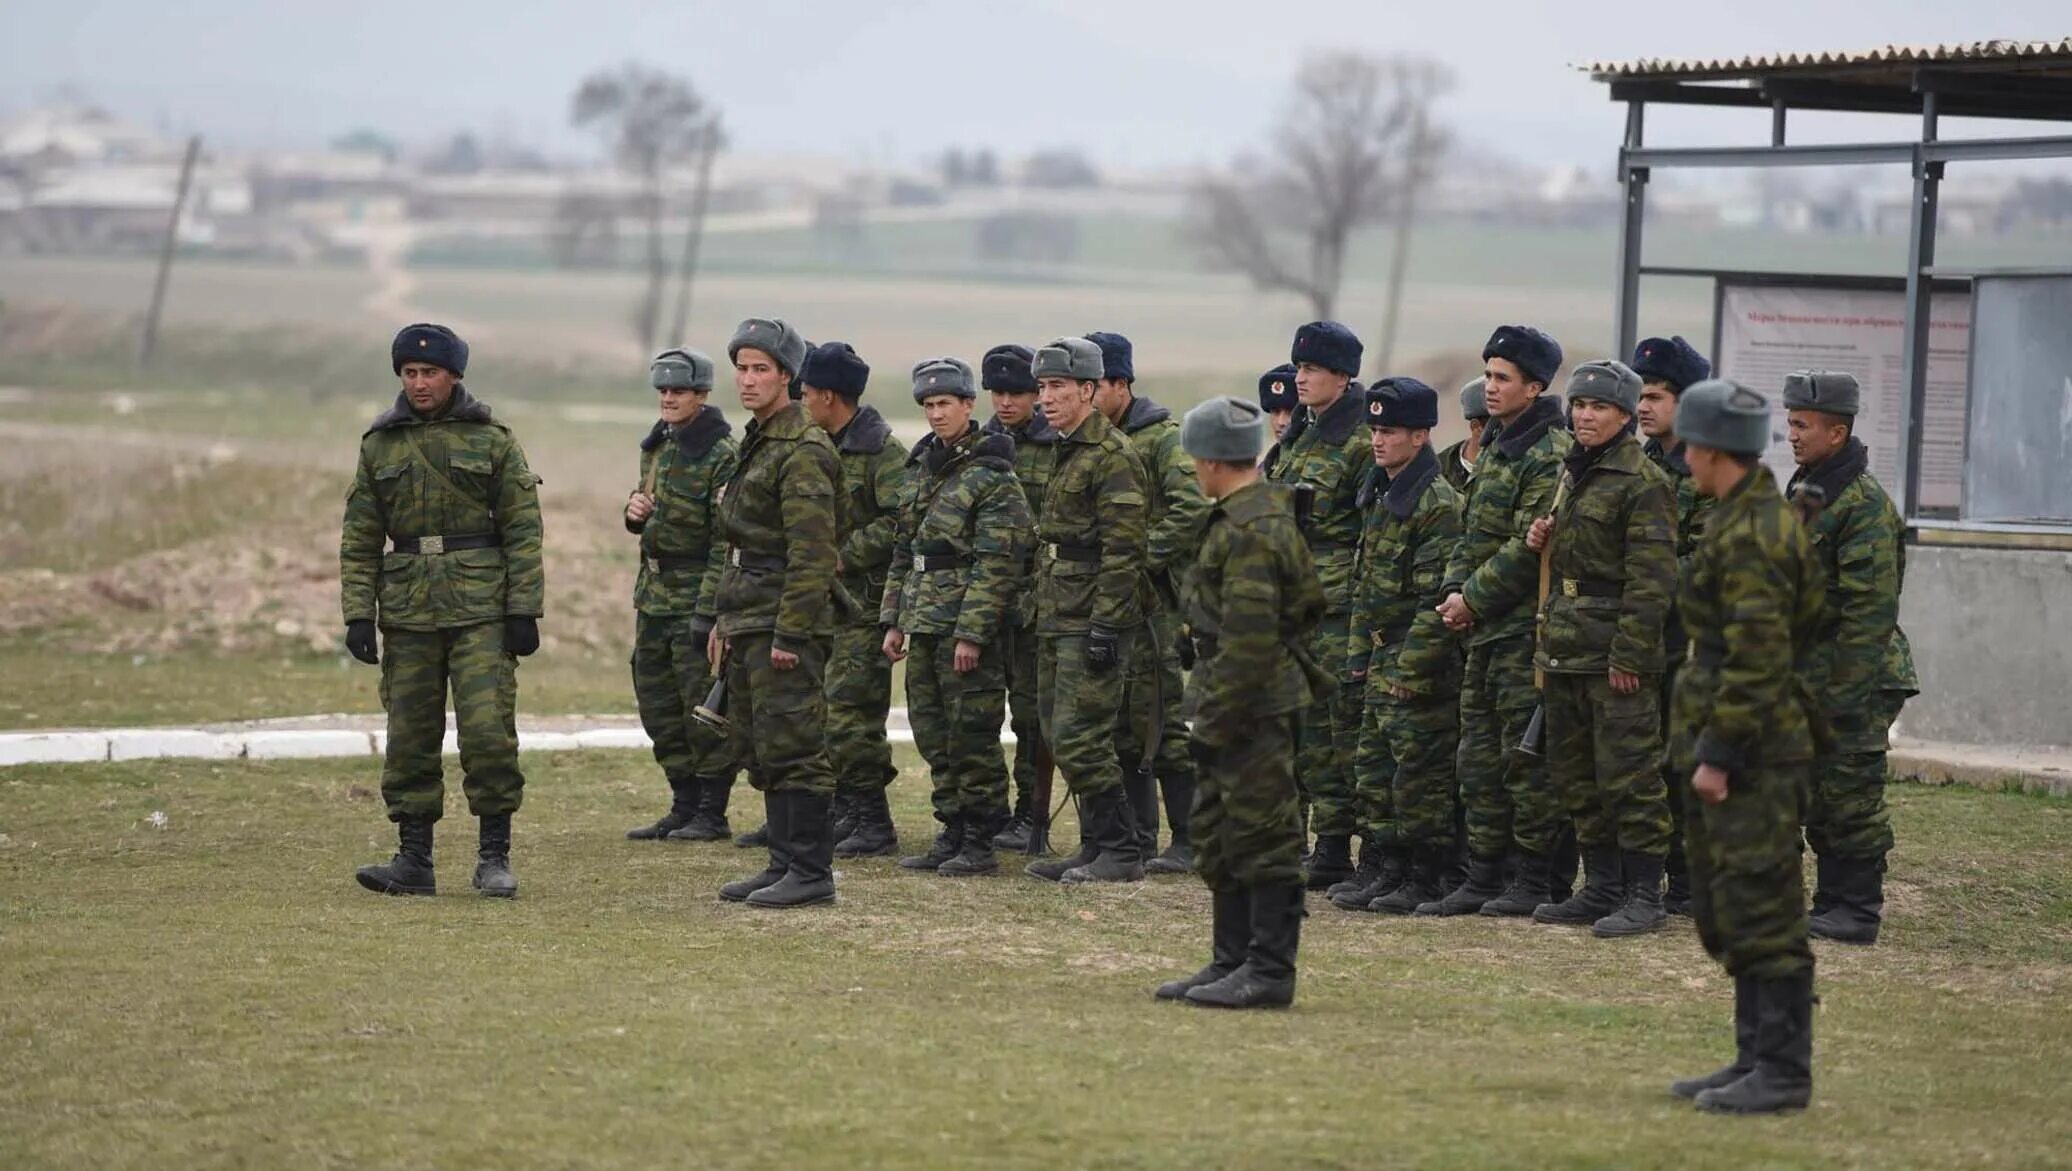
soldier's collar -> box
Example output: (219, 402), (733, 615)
(1306, 382), (1365, 445)
(1382, 444), (1440, 520)
(1488, 394), (1566, 459)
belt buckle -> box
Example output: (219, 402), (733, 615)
(1561, 578), (1577, 598)
(1042, 542), (1058, 560)
(419, 535), (445, 555)
(647, 556), (662, 573)
(727, 548), (741, 568)
(913, 552), (928, 572)
(1372, 630), (1386, 648)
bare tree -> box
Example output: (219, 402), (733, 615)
(571, 64), (719, 354)
(1185, 52), (1451, 328)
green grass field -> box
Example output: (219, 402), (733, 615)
(1, 751), (2067, 1169)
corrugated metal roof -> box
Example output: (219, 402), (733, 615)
(1581, 38), (2072, 82)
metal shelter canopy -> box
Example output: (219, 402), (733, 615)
(1580, 38), (2072, 520)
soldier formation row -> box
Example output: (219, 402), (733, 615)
(339, 313), (1913, 1115)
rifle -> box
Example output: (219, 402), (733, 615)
(1517, 471), (1573, 760)
(1028, 734), (1056, 857)
(692, 646), (733, 734)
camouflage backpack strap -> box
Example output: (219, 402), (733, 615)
(400, 424), (498, 525)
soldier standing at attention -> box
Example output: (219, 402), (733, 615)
(710, 317), (844, 909)
(799, 342), (911, 860)
(344, 323), (544, 899)
(1665, 379), (1822, 1115)
(1257, 362), (1299, 476)
(1023, 336), (1153, 885)
(1333, 378), (1463, 915)
(882, 358), (1033, 876)
(1439, 376), (1489, 493)
(1632, 335), (1714, 914)
(1784, 369), (1916, 945)
(1086, 330), (1209, 874)
(1264, 322), (1372, 891)
(624, 348), (739, 843)
(1426, 325), (1573, 917)
(1154, 396), (1324, 1010)
(1524, 360), (1678, 937)
(979, 344), (1058, 852)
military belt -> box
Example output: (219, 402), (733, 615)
(389, 532), (497, 555)
(727, 549), (786, 571)
(913, 552), (971, 572)
(1559, 577), (1624, 599)
(1046, 541), (1101, 563)
(646, 553), (706, 574)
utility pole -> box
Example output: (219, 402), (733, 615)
(139, 135), (201, 368)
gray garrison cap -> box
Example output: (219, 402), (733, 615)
(911, 356), (977, 401)
(1565, 358), (1643, 414)
(1032, 336), (1105, 382)
(650, 347), (715, 392)
(1781, 369), (1861, 417)
(1677, 379), (1771, 457)
(728, 316), (808, 377)
(1459, 375), (1489, 421)
(1181, 395), (1270, 462)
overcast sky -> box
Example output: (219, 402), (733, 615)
(3, 0), (2066, 169)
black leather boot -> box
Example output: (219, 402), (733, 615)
(938, 809), (1003, 877)
(1303, 834), (1354, 891)
(1663, 837), (1692, 916)
(627, 775), (698, 840)
(1696, 973), (1814, 1114)
(1808, 854), (1883, 945)
(1479, 850), (1553, 917)
(1370, 846), (1444, 914)
(356, 817), (437, 896)
(746, 790), (837, 908)
(1594, 851), (1668, 937)
(720, 791), (789, 902)
(993, 787), (1036, 851)
(1144, 774), (1196, 874)
(834, 786), (900, 858)
(1671, 974), (1756, 1098)
(1185, 884), (1302, 1009)
(472, 813), (518, 898)
(1418, 853), (1504, 916)
(1332, 846), (1406, 912)
(900, 817), (964, 871)
(1060, 786), (1145, 884)
(1328, 837), (1385, 898)
(668, 775), (734, 841)
(1156, 887), (1249, 1000)
(1123, 767), (1161, 860)
(1533, 845), (1624, 926)
(830, 790), (859, 844)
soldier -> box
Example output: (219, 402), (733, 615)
(1022, 335), (1153, 885)
(1426, 324), (1573, 917)
(343, 323), (544, 899)
(1665, 378), (1821, 1115)
(624, 348), (739, 843)
(1438, 376), (1489, 492)
(1153, 396), (1324, 1009)
(1257, 362), (1299, 476)
(881, 358), (1033, 876)
(798, 341), (910, 859)
(1087, 330), (1209, 874)
(1632, 335), (1714, 914)
(1264, 322), (1372, 891)
(710, 317), (844, 909)
(1524, 360), (1678, 937)
(1333, 378), (1463, 914)
(979, 344), (1059, 851)
(1784, 369), (1916, 945)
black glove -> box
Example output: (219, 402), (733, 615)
(344, 619), (379, 665)
(1085, 625), (1121, 674)
(504, 616), (540, 657)
(1175, 631), (1196, 671)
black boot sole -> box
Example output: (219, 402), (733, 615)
(355, 872), (436, 897)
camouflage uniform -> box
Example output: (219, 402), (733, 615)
(1645, 436), (1714, 904)
(983, 411), (1059, 833)
(340, 386), (544, 824)
(826, 406), (911, 802)
(1438, 393), (1573, 903)
(628, 407), (739, 828)
(1346, 445), (1462, 908)
(1262, 389), (1371, 847)
(1438, 438), (1477, 494)
(882, 426), (1031, 836)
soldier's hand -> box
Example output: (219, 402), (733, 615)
(1608, 668), (1641, 695)
(626, 492), (656, 524)
(1437, 593), (1475, 631)
(707, 629), (727, 671)
(770, 646), (800, 671)
(1526, 515), (1553, 552)
(503, 617), (540, 657)
(882, 628), (908, 662)
(954, 639), (982, 674)
(1387, 683), (1414, 701)
(1691, 763), (1730, 806)
(344, 619), (379, 665)
(1085, 626), (1121, 674)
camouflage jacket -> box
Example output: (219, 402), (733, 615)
(1265, 387), (1371, 615)
(1348, 446), (1464, 699)
(340, 387), (544, 632)
(1536, 434), (1677, 676)
(1438, 438), (1476, 493)
(714, 402), (840, 652)
(830, 406), (912, 627)
(1671, 466), (1823, 771)
(983, 411), (1059, 628)
(1444, 394), (1573, 648)
(881, 426), (1032, 645)
(1643, 437), (1713, 663)
(1117, 395), (1210, 607)
(1038, 409), (1149, 636)
(627, 407), (735, 619)
(1787, 438), (1919, 749)
(1184, 479), (1328, 745)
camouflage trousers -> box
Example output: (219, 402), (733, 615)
(378, 622), (522, 822)
(1193, 714), (1305, 891)
(1116, 612), (1196, 840)
(631, 612), (737, 784)
(1352, 686), (1459, 849)
(1037, 632), (1127, 800)
(1457, 633), (1559, 859)
(1001, 620), (1046, 809)
(723, 631), (836, 796)
(1545, 672), (1671, 855)
(905, 632), (1011, 825)
(1299, 611), (1359, 836)
(1688, 762), (1814, 980)
(1806, 690), (1904, 862)
(826, 622), (897, 796)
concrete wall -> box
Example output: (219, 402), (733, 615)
(1898, 544), (2072, 750)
